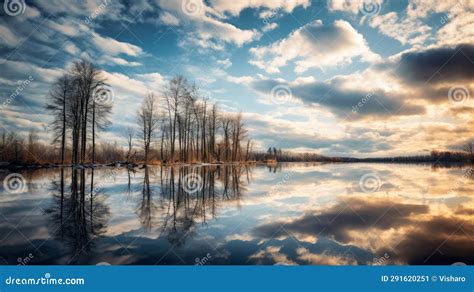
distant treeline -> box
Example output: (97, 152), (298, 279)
(252, 147), (337, 162)
(338, 150), (474, 164)
(252, 145), (474, 164)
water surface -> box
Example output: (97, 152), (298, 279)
(0, 163), (473, 265)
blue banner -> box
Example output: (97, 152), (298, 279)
(0, 266), (472, 291)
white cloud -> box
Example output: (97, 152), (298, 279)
(327, 0), (362, 14)
(250, 19), (380, 73)
(22, 5), (41, 19)
(46, 18), (88, 37)
(159, 11), (181, 26)
(64, 42), (80, 55)
(99, 56), (142, 67)
(227, 75), (255, 85)
(0, 58), (64, 83)
(91, 32), (143, 56)
(135, 72), (166, 90)
(262, 22), (278, 32)
(130, 0), (154, 14)
(369, 12), (431, 45)
(368, 0), (473, 47)
(327, 0), (384, 14)
(0, 25), (20, 47)
(157, 0), (260, 48)
(217, 58), (232, 68)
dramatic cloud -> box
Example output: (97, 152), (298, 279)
(388, 216), (474, 264)
(251, 75), (425, 119)
(252, 198), (428, 243)
(387, 44), (474, 85)
(249, 19), (380, 73)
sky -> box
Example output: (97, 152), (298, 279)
(0, 0), (473, 157)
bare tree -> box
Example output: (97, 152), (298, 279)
(138, 94), (160, 164)
(47, 74), (73, 164)
(126, 126), (135, 162)
(47, 60), (110, 165)
(70, 59), (104, 163)
(221, 115), (232, 161)
(163, 76), (188, 162)
(90, 91), (112, 164)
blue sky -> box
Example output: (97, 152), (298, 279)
(0, 0), (473, 157)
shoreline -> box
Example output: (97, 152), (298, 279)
(1, 159), (473, 170)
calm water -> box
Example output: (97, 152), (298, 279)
(0, 163), (472, 265)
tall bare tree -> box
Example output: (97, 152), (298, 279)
(70, 59), (104, 163)
(47, 75), (73, 164)
(138, 94), (160, 164)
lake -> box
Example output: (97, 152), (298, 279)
(0, 163), (472, 265)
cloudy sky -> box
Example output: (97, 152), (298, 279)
(0, 0), (473, 157)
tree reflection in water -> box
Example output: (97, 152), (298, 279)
(139, 165), (249, 247)
(45, 165), (249, 261)
(45, 168), (110, 263)
(3, 163), (472, 265)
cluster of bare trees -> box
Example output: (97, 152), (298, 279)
(135, 76), (253, 164)
(2, 65), (254, 166)
(0, 130), (58, 164)
(47, 60), (112, 165)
